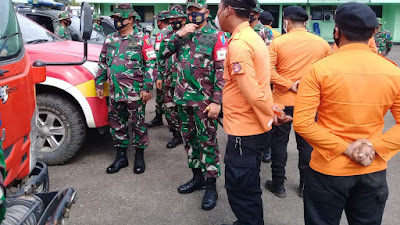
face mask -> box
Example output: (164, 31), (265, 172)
(65, 20), (71, 27)
(114, 17), (128, 31)
(249, 14), (257, 23)
(187, 11), (206, 25)
(283, 20), (288, 33)
(171, 21), (183, 30)
(215, 8), (227, 31)
(333, 28), (340, 47)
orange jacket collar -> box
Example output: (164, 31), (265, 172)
(338, 43), (372, 52)
(231, 21), (250, 40)
(288, 27), (307, 33)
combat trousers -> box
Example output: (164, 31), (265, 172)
(178, 105), (220, 178)
(164, 86), (180, 133)
(270, 106), (312, 186)
(155, 87), (164, 115)
(108, 99), (148, 149)
(304, 169), (388, 225)
(225, 132), (269, 225)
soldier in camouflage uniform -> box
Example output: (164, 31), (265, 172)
(95, 3), (157, 175)
(146, 10), (170, 128)
(155, 5), (187, 149)
(159, 0), (227, 211)
(374, 18), (393, 57)
(55, 11), (72, 40)
(250, 1), (274, 46)
(93, 14), (104, 35)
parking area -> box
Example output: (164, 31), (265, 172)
(49, 46), (400, 225)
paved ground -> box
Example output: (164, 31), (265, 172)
(49, 46), (400, 225)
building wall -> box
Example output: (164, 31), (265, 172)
(95, 1), (399, 43)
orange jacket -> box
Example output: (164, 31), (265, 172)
(293, 43), (400, 176)
(269, 28), (331, 106)
(331, 37), (377, 53)
(223, 22), (274, 136)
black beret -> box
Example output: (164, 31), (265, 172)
(260, 11), (274, 22)
(335, 2), (379, 32)
(283, 6), (308, 22)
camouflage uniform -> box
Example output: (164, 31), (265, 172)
(55, 11), (72, 40)
(0, 142), (6, 221)
(374, 18), (393, 56)
(93, 14), (104, 35)
(157, 7), (186, 135)
(254, 23), (274, 46)
(95, 6), (157, 149)
(159, 11), (227, 177)
(252, 1), (273, 46)
(153, 11), (171, 118)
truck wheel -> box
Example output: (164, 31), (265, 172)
(36, 94), (86, 165)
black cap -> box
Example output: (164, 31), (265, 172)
(283, 6), (308, 22)
(259, 11), (274, 22)
(335, 2), (379, 32)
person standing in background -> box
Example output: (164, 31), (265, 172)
(374, 18), (393, 57)
(259, 10), (280, 38)
(266, 6), (331, 198)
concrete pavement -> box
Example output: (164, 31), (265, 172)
(49, 46), (400, 225)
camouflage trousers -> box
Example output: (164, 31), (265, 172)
(155, 87), (164, 115)
(108, 99), (148, 149)
(178, 105), (220, 178)
(164, 86), (180, 133)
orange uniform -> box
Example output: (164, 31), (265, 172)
(331, 37), (377, 53)
(223, 21), (274, 136)
(293, 43), (400, 176)
(269, 28), (331, 106)
(266, 25), (281, 38)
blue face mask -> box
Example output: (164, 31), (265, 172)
(114, 17), (128, 31)
(187, 11), (206, 25)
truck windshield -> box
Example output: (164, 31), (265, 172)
(0, 0), (23, 62)
(17, 14), (58, 45)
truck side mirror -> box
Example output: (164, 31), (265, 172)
(32, 60), (46, 84)
(80, 2), (92, 41)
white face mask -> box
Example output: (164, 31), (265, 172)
(283, 20), (288, 33)
(215, 8), (226, 31)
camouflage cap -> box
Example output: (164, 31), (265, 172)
(58, 11), (70, 21)
(133, 11), (142, 21)
(187, 0), (206, 10)
(111, 3), (135, 19)
(167, 4), (187, 19)
(154, 10), (169, 21)
(253, 1), (264, 13)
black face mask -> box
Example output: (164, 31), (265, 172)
(249, 14), (257, 23)
(187, 11), (206, 25)
(171, 21), (183, 30)
(114, 17), (128, 31)
(333, 28), (340, 47)
(65, 20), (71, 27)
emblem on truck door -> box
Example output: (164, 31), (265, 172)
(0, 85), (9, 104)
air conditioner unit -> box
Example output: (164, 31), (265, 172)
(322, 10), (334, 21)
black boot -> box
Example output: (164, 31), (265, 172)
(202, 178), (218, 210)
(146, 112), (163, 128)
(178, 168), (206, 194)
(265, 180), (286, 198)
(106, 147), (128, 174)
(134, 148), (145, 174)
(166, 131), (183, 149)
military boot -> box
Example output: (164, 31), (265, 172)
(202, 178), (218, 210)
(146, 112), (163, 127)
(166, 131), (183, 149)
(265, 180), (286, 198)
(106, 147), (128, 174)
(134, 148), (145, 174)
(178, 168), (206, 194)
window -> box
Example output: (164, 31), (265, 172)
(0, 0), (23, 62)
(261, 5), (280, 28)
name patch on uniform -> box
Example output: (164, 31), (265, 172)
(216, 49), (227, 61)
(155, 42), (161, 51)
(145, 49), (157, 60)
(126, 46), (140, 51)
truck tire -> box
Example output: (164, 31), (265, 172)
(36, 94), (86, 165)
